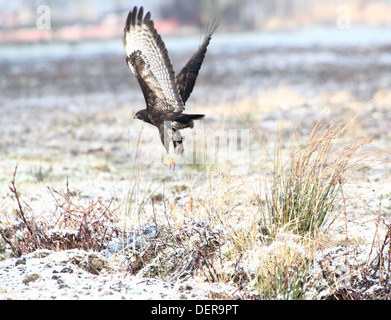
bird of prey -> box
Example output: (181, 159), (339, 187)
(123, 6), (218, 168)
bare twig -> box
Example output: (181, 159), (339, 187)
(9, 164), (38, 250)
(0, 228), (22, 257)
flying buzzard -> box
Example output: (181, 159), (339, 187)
(123, 6), (218, 168)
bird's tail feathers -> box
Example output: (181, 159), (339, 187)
(177, 113), (205, 124)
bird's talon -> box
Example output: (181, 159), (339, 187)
(164, 155), (170, 167)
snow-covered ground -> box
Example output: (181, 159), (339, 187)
(0, 249), (242, 300)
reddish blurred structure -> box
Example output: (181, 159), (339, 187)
(1, 0), (391, 43)
(0, 19), (178, 43)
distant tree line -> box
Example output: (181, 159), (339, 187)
(159, 0), (318, 29)
(2, 0), (389, 31)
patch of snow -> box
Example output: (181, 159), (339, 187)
(0, 249), (239, 300)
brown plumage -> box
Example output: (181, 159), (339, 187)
(123, 6), (218, 167)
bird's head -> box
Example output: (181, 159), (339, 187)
(133, 112), (141, 120)
(134, 109), (148, 121)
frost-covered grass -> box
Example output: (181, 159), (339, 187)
(2, 111), (389, 300)
(259, 113), (376, 237)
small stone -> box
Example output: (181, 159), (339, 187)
(87, 253), (110, 274)
(57, 280), (69, 289)
(60, 267), (74, 273)
(33, 250), (51, 259)
(15, 258), (26, 266)
(23, 273), (41, 284)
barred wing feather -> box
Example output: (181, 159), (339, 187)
(123, 7), (184, 112)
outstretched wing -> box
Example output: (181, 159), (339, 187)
(123, 7), (184, 112)
(176, 20), (219, 104)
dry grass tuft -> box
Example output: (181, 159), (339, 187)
(258, 113), (379, 238)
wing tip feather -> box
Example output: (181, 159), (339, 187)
(125, 6), (152, 31)
(136, 7), (144, 26)
(144, 11), (151, 24)
(205, 18), (220, 39)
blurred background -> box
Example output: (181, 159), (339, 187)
(2, 0), (391, 100)
(0, 0), (390, 183)
(2, 0), (391, 35)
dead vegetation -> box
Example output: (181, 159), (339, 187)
(0, 165), (122, 257)
(0, 113), (390, 300)
(118, 114), (390, 299)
